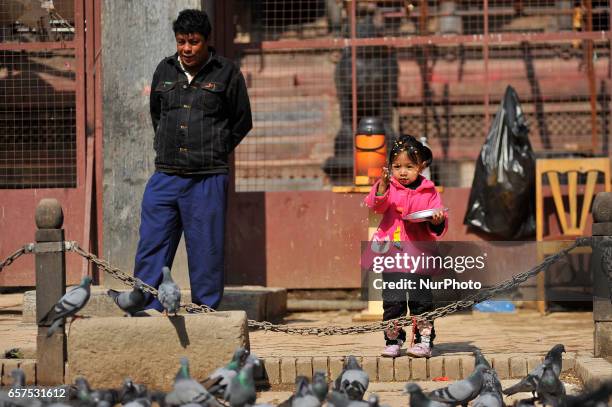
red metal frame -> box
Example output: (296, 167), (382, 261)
(238, 31), (611, 52)
(0, 41), (76, 51)
(483, 0), (490, 135)
(0, 0), (102, 287)
(350, 0), (358, 182)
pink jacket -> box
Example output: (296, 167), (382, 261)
(365, 176), (448, 241)
(363, 176), (448, 274)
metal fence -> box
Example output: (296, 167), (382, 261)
(0, 0), (78, 189)
(233, 0), (611, 191)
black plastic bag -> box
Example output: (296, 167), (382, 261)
(463, 86), (536, 239)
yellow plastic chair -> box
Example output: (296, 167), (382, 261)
(535, 157), (611, 314)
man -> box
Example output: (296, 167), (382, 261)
(134, 8), (252, 310)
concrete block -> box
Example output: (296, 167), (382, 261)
(312, 357), (328, 378)
(24, 286), (288, 323)
(280, 358), (297, 384)
(377, 357), (394, 382)
(362, 357), (378, 382)
(263, 358), (281, 385)
(219, 286), (288, 321)
(460, 355), (475, 379)
(593, 298), (612, 322)
(394, 357), (410, 381)
(562, 354), (575, 372)
(444, 357), (461, 380)
(19, 359), (36, 385)
(23, 288), (123, 323)
(510, 357), (527, 378)
(595, 322), (612, 359)
(527, 355), (543, 372)
(492, 356), (510, 379)
(329, 357), (344, 383)
(296, 358), (312, 378)
(592, 222), (612, 236)
(428, 357), (443, 379)
(411, 358), (427, 380)
(264, 287), (288, 321)
(575, 357), (612, 389)
(67, 312), (249, 390)
(1, 359), (20, 386)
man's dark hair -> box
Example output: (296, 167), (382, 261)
(172, 9), (212, 39)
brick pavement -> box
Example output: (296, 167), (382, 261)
(1, 293), (610, 406)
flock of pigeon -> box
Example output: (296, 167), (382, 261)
(24, 271), (612, 407)
(1, 345), (610, 407)
(39, 268), (179, 338)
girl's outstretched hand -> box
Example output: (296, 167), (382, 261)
(377, 166), (390, 195)
(430, 209), (445, 225)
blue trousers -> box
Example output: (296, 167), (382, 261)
(133, 172), (228, 311)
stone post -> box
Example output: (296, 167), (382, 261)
(35, 198), (67, 384)
(592, 192), (612, 358)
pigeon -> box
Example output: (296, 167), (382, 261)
(428, 365), (488, 406)
(118, 377), (148, 404)
(150, 390), (169, 407)
(334, 355), (369, 400)
(292, 376), (322, 407)
(10, 368), (25, 388)
(39, 276), (92, 337)
(473, 349), (491, 369)
(123, 398), (152, 407)
(201, 348), (247, 398)
(503, 344), (565, 397)
(327, 390), (370, 407)
(279, 372), (328, 407)
(513, 398), (536, 407)
(244, 350), (264, 379)
(165, 357), (217, 406)
(474, 351), (503, 394)
(73, 376), (93, 401)
(561, 380), (612, 407)
(226, 362), (258, 407)
(311, 371), (329, 402)
(158, 267), (181, 316)
(472, 368), (505, 407)
(403, 383), (452, 407)
(366, 394), (381, 407)
(107, 280), (147, 316)
(535, 360), (565, 407)
(72, 376), (119, 406)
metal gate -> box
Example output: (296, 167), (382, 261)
(0, 0), (101, 286)
(232, 0), (611, 191)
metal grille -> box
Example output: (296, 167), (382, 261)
(234, 0), (610, 191)
(0, 0), (77, 188)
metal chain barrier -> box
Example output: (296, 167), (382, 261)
(69, 244), (216, 313)
(0, 244), (34, 273)
(0, 237), (597, 335)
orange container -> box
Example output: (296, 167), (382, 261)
(355, 132), (387, 184)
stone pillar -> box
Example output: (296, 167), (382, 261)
(592, 192), (612, 358)
(35, 198), (67, 385)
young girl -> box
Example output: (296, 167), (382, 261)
(364, 134), (447, 358)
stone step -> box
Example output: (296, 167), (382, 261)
(4, 353), (609, 390)
(260, 353), (583, 385)
(257, 379), (585, 407)
(22, 285), (287, 323)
